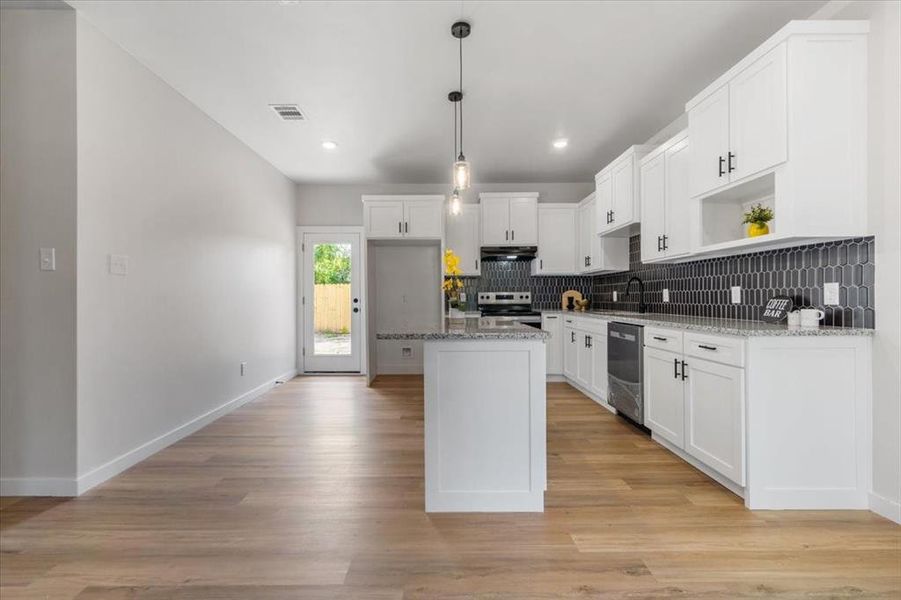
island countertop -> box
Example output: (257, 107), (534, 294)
(543, 309), (874, 337)
(377, 317), (550, 340)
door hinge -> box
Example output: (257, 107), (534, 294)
(301, 242), (305, 252)
(302, 347), (306, 356)
(302, 296), (305, 305)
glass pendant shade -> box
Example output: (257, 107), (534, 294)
(453, 159), (471, 190)
(449, 190), (462, 215)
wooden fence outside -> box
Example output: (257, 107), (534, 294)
(313, 283), (351, 333)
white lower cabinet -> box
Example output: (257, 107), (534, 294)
(588, 321), (608, 399)
(575, 330), (592, 390)
(643, 333), (746, 487)
(563, 324), (578, 380)
(684, 358), (745, 486)
(560, 315), (608, 405)
(542, 314), (563, 375)
(644, 347), (685, 448)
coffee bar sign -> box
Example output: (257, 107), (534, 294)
(762, 295), (793, 323)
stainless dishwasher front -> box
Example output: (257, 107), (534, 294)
(607, 322), (644, 425)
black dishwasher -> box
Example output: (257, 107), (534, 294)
(607, 322), (644, 425)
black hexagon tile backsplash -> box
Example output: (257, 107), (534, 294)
(455, 234), (875, 328)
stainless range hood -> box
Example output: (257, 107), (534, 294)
(480, 246), (537, 262)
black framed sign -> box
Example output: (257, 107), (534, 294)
(761, 295), (793, 323)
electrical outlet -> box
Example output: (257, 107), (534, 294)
(459, 292), (467, 303)
(731, 286), (742, 304)
(240, 361), (247, 376)
(613, 291), (618, 302)
(109, 254), (129, 276)
(662, 288), (670, 303)
(824, 282), (840, 305)
(40, 247), (56, 271)
(401, 347), (412, 358)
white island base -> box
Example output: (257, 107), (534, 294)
(424, 338), (547, 512)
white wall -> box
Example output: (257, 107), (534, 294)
(74, 17), (297, 482)
(297, 182), (594, 226)
(814, 0), (901, 521)
(372, 244), (441, 375)
(0, 8), (79, 492)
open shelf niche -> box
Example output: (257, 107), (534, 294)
(698, 172), (777, 250)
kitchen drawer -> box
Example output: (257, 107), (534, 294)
(684, 332), (745, 367)
(644, 327), (683, 353)
(580, 317), (607, 336)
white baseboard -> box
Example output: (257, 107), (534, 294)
(653, 434), (746, 499)
(0, 370), (296, 498)
(869, 491), (901, 524)
(376, 363), (423, 375)
(0, 477), (78, 497)
(563, 378), (615, 414)
(75, 369), (296, 495)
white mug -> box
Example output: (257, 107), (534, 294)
(800, 308), (825, 327)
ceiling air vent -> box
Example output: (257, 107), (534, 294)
(270, 104), (306, 121)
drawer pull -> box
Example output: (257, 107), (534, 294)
(698, 344), (718, 351)
(545, 316), (557, 319)
(653, 336), (668, 342)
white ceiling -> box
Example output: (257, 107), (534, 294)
(67, 0), (825, 184)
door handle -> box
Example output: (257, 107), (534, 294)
(681, 361), (688, 381)
(727, 152), (736, 173)
(674, 357), (680, 379)
(718, 155), (725, 177)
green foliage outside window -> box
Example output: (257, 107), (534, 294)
(314, 244), (351, 284)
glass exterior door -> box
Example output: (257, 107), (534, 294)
(303, 233), (361, 372)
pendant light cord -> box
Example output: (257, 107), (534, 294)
(458, 35), (464, 160)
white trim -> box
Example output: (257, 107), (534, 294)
(0, 477), (78, 497)
(296, 226), (367, 375)
(75, 369), (296, 495)
(563, 377), (616, 414)
(869, 492), (901, 524)
(653, 433), (746, 499)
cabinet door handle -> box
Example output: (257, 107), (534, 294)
(718, 155), (725, 177)
(657, 236), (663, 252)
(546, 315), (557, 319)
(610, 210), (614, 223)
(728, 152), (736, 173)
(588, 336), (592, 348)
(475, 259), (478, 270)
(681, 360), (688, 380)
(587, 256), (591, 266)
(653, 336), (668, 342)
(663, 234), (668, 251)
(398, 221), (402, 234)
(511, 230), (515, 241)
(405, 221), (409, 233)
(571, 331), (575, 343)
(540, 259), (543, 270)
(698, 344), (718, 351)
(674, 357), (680, 379)
(505, 230), (509, 241)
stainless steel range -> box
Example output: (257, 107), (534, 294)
(477, 292), (541, 328)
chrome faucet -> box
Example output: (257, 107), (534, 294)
(625, 276), (648, 314)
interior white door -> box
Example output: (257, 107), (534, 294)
(303, 233), (362, 372)
(729, 42), (788, 182)
(610, 155), (635, 228)
(688, 84), (730, 198)
(563, 326), (578, 380)
(405, 200), (444, 239)
(595, 173), (612, 234)
(364, 201), (404, 238)
(684, 357), (745, 485)
(663, 137), (691, 258)
(480, 198), (510, 246)
(644, 346), (685, 448)
(508, 197), (538, 245)
(536, 207), (575, 274)
(445, 204), (480, 275)
(639, 153), (666, 261)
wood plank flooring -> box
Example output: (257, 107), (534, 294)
(1, 375), (899, 598)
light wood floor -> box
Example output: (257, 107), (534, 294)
(1, 376), (899, 599)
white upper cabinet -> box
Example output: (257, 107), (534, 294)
(479, 193), (538, 246)
(445, 204), (480, 275)
(363, 195), (444, 240)
(685, 21), (868, 258)
(533, 205), (576, 275)
(578, 194), (629, 274)
(596, 146), (654, 237)
(688, 85), (731, 199)
(640, 130), (691, 263)
(363, 199), (405, 238)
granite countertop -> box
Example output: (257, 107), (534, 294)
(542, 309), (874, 337)
(377, 317), (550, 340)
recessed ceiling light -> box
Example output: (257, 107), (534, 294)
(321, 140), (338, 150)
(552, 138), (569, 149)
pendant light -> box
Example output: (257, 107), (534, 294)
(451, 21), (471, 190)
(448, 88), (463, 216)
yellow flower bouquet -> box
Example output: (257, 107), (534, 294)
(443, 249), (465, 312)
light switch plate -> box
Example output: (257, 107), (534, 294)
(109, 254), (129, 276)
(824, 282), (840, 305)
(459, 292), (466, 303)
(39, 247), (56, 271)
(240, 361), (247, 376)
(613, 291), (618, 302)
(662, 288), (670, 303)
(731, 286), (742, 304)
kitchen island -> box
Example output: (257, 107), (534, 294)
(378, 317), (549, 512)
